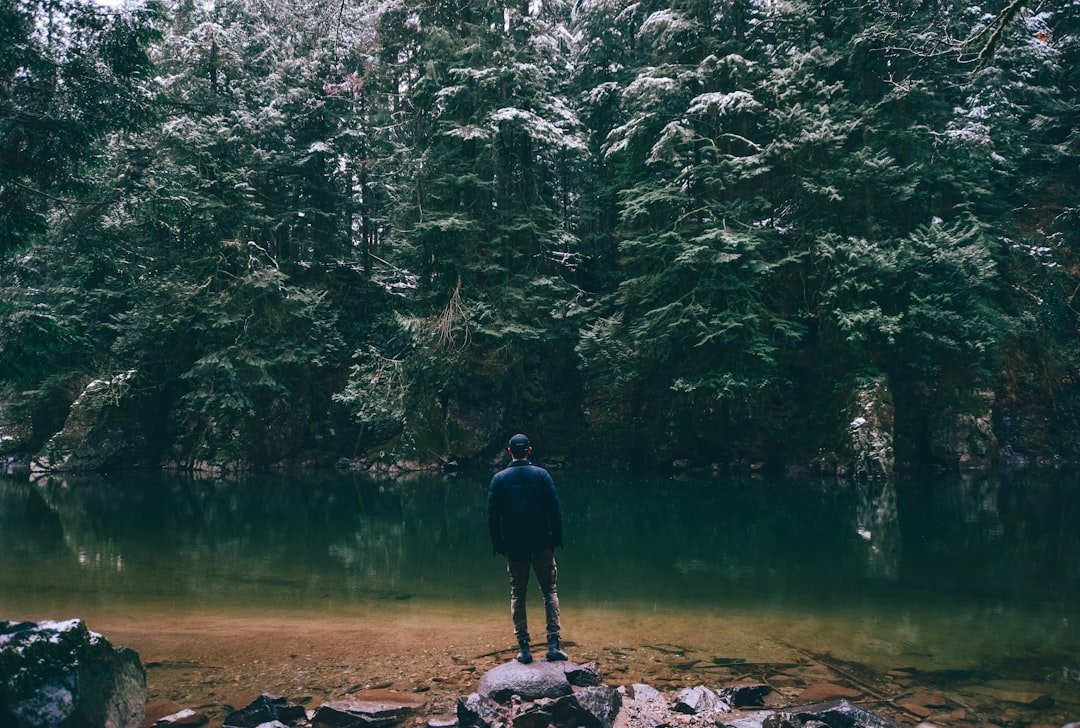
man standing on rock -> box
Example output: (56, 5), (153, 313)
(487, 433), (569, 664)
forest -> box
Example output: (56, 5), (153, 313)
(1, 0), (1078, 475)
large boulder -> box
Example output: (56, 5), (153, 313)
(477, 660), (574, 702)
(846, 376), (894, 478)
(31, 372), (146, 473)
(0, 619), (146, 728)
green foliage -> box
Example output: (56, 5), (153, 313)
(333, 345), (407, 445)
(112, 243), (347, 463)
(2, 0), (1079, 470)
(367, 0), (593, 454)
(813, 219), (1007, 390)
(0, 0), (162, 254)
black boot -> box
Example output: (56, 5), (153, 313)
(516, 639), (533, 664)
(546, 636), (568, 661)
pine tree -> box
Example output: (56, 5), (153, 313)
(574, 0), (802, 460)
(353, 0), (591, 456)
(0, 0), (161, 446)
(82, 0), (393, 464)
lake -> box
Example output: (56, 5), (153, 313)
(1, 468), (1078, 725)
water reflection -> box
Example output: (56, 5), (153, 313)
(855, 480), (900, 581)
(1, 469), (1078, 666)
(0, 473), (495, 609)
(895, 472), (1080, 601)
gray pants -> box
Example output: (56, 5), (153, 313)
(506, 548), (561, 643)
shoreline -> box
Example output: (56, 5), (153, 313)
(26, 611), (1071, 728)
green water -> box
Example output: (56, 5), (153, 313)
(2, 468), (1079, 722)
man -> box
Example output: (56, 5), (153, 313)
(487, 433), (568, 664)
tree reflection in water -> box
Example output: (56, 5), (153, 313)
(1, 468), (1078, 726)
(855, 480), (900, 581)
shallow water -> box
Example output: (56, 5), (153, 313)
(1, 468), (1078, 725)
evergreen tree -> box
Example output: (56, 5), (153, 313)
(349, 0), (590, 456)
(0, 0), (161, 445)
(976, 1), (1080, 459)
(103, 0), (397, 464)
(573, 0), (1016, 466)
(575, 0), (802, 461)
(2, 0), (1078, 471)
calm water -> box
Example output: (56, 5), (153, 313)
(2, 468), (1079, 722)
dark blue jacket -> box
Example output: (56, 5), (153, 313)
(487, 460), (563, 561)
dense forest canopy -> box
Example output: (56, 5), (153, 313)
(1, 0), (1078, 474)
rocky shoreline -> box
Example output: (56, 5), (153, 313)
(3, 620), (1079, 728)
(167, 663), (911, 728)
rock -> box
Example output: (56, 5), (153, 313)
(347, 689), (426, 710)
(511, 694), (581, 728)
(761, 714), (797, 728)
(673, 685), (728, 715)
(574, 685), (622, 728)
(456, 693), (505, 728)
(507, 700), (548, 728)
(312, 704), (368, 728)
(477, 660), (573, 702)
(718, 709), (778, 728)
(312, 699), (417, 728)
(426, 715), (458, 728)
(846, 376), (895, 478)
(407, 375), (505, 463)
(930, 390), (998, 470)
(31, 371), (147, 473)
(765, 698), (905, 728)
(629, 683), (663, 703)
(565, 661), (603, 687)
(224, 694), (306, 728)
(612, 697), (665, 728)
(0, 619), (146, 728)
(720, 684), (772, 708)
(152, 708), (208, 727)
(612, 684), (670, 728)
